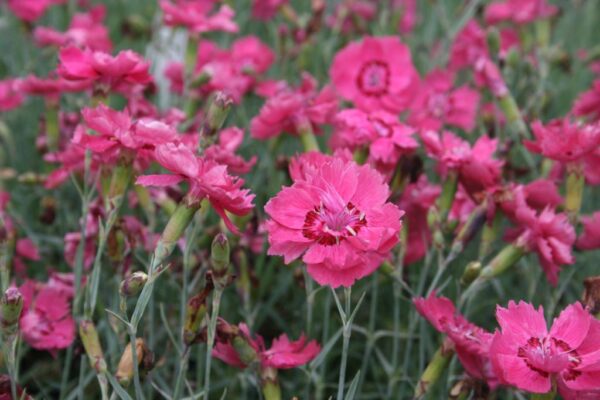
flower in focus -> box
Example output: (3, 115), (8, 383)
(213, 323), (320, 369)
(203, 127), (256, 175)
(57, 47), (153, 96)
(330, 36), (419, 113)
(409, 69), (480, 133)
(414, 292), (499, 388)
(160, 0), (238, 34)
(490, 301), (600, 395)
(250, 73), (337, 140)
(485, 0), (558, 25)
(265, 154), (403, 287)
(136, 142), (254, 233)
(19, 277), (76, 352)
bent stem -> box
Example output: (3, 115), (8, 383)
(203, 287), (224, 400)
(414, 344), (454, 399)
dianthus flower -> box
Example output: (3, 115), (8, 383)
(576, 212), (600, 251)
(213, 323), (320, 369)
(57, 47), (153, 96)
(0, 79), (24, 112)
(251, 0), (288, 21)
(408, 70), (480, 132)
(330, 36), (419, 113)
(203, 127), (256, 174)
(490, 301), (600, 395)
(250, 73), (337, 140)
(414, 292), (499, 388)
(264, 154), (403, 287)
(573, 80), (600, 122)
(7, 0), (66, 22)
(485, 0), (558, 25)
(33, 5), (112, 52)
(136, 143), (254, 233)
(160, 0), (238, 34)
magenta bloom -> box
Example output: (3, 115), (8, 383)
(485, 0), (558, 25)
(525, 118), (600, 165)
(490, 301), (600, 395)
(136, 143), (254, 233)
(397, 177), (440, 265)
(213, 323), (320, 369)
(330, 36), (419, 113)
(393, 0), (417, 34)
(57, 47), (153, 95)
(7, 0), (66, 22)
(331, 108), (418, 165)
(204, 127), (256, 175)
(408, 70), (480, 132)
(265, 155), (403, 287)
(33, 5), (112, 52)
(160, 0), (238, 34)
(0, 79), (24, 112)
(250, 73), (337, 140)
(414, 292), (498, 388)
(449, 20), (488, 71)
(505, 189), (575, 285)
(422, 131), (504, 197)
(574, 80), (600, 122)
(576, 212), (600, 251)
(19, 278), (76, 352)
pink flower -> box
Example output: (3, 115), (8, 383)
(7, 0), (67, 22)
(0, 79), (24, 112)
(409, 69), (480, 132)
(252, 0), (288, 21)
(250, 73), (337, 140)
(264, 154), (403, 287)
(330, 36), (419, 113)
(393, 0), (417, 34)
(422, 131), (504, 197)
(490, 301), (600, 395)
(213, 323), (320, 369)
(504, 188), (575, 285)
(160, 0), (238, 34)
(33, 5), (112, 52)
(522, 179), (563, 211)
(136, 143), (254, 233)
(19, 75), (89, 101)
(77, 105), (178, 166)
(397, 177), (440, 265)
(485, 0), (558, 25)
(204, 127), (256, 174)
(414, 292), (498, 387)
(574, 80), (600, 122)
(331, 108), (418, 166)
(57, 47), (153, 95)
(18, 278), (75, 352)
(525, 118), (600, 164)
(576, 212), (600, 251)
(449, 20), (488, 71)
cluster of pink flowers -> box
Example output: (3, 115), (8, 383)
(415, 293), (600, 398)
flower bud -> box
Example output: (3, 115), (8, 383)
(201, 92), (233, 140)
(211, 234), (231, 288)
(183, 280), (213, 346)
(232, 335), (259, 366)
(461, 261), (481, 287)
(120, 272), (148, 298)
(479, 244), (526, 281)
(79, 319), (107, 373)
(583, 276), (600, 317)
(116, 338), (154, 387)
(1, 287), (23, 332)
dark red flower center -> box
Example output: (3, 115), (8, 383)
(302, 202), (367, 245)
(516, 336), (582, 380)
(356, 60), (390, 97)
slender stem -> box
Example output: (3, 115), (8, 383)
(204, 287), (224, 400)
(127, 329), (144, 400)
(336, 287), (352, 400)
(173, 347), (191, 399)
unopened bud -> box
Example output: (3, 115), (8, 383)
(79, 319), (107, 373)
(204, 92), (233, 136)
(583, 276), (600, 317)
(461, 262), (482, 286)
(232, 335), (259, 365)
(479, 244), (526, 281)
(1, 287), (23, 331)
(120, 272), (148, 298)
(211, 234), (231, 287)
(116, 338), (154, 387)
(183, 279), (213, 346)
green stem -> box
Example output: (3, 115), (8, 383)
(299, 125), (320, 152)
(336, 287), (352, 400)
(173, 347), (191, 399)
(203, 288), (224, 400)
(45, 100), (60, 152)
(565, 169), (585, 223)
(127, 329), (144, 400)
(414, 345), (454, 399)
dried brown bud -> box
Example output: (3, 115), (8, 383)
(116, 338), (154, 387)
(583, 276), (600, 315)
